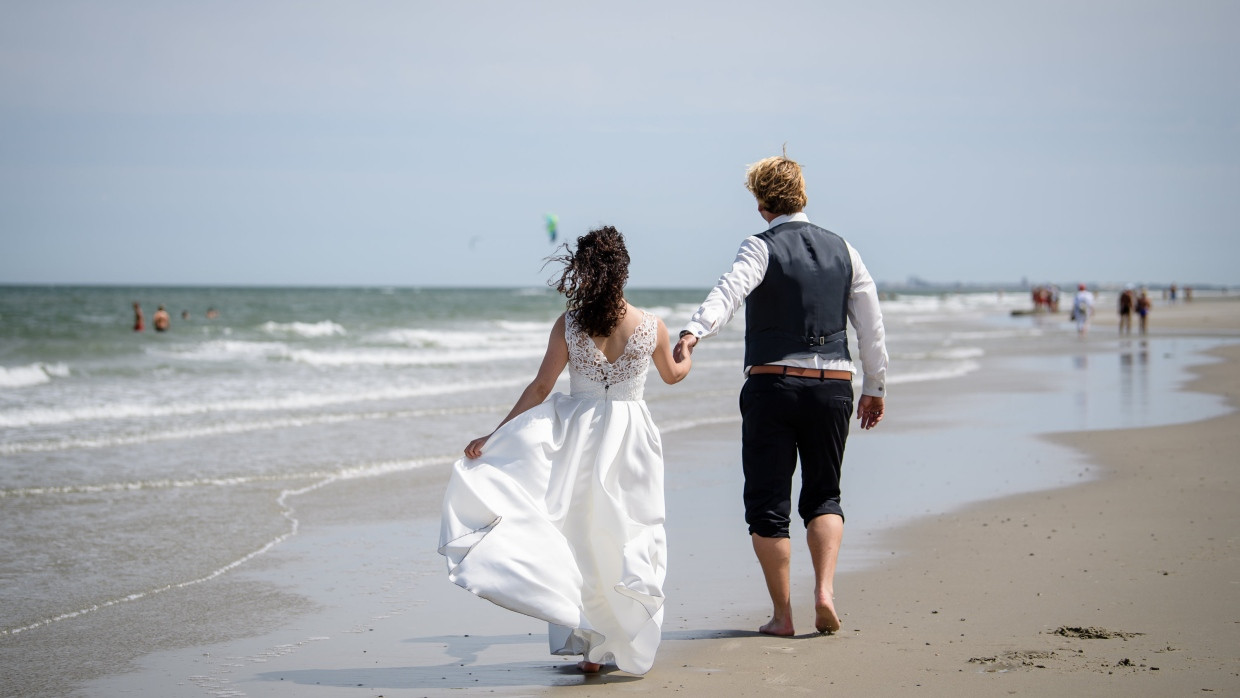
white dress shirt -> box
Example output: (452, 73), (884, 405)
(681, 212), (888, 398)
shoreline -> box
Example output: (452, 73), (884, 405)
(49, 297), (1240, 697)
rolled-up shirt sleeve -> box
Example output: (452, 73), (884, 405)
(681, 236), (768, 340)
(846, 242), (888, 397)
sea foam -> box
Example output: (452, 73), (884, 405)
(0, 404), (503, 455)
(288, 346), (546, 367)
(0, 363), (70, 389)
(260, 320), (346, 337)
(0, 378), (526, 428)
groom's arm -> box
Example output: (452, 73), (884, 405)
(845, 242), (887, 401)
(678, 237), (768, 352)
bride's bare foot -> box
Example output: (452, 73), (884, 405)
(815, 593), (841, 634)
(758, 615), (795, 636)
(577, 660), (602, 673)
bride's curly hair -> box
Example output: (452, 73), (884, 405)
(548, 225), (630, 337)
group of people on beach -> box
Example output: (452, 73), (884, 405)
(131, 303), (218, 332)
(438, 153), (889, 675)
(1116, 285), (1153, 335)
(1165, 282), (1193, 303)
(1030, 284), (1061, 312)
(1070, 284), (1153, 336)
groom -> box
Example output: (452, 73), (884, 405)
(674, 153), (888, 635)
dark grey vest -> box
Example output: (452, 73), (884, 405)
(744, 221), (853, 367)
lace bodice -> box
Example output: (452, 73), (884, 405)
(566, 310), (658, 401)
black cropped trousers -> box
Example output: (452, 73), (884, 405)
(739, 373), (854, 539)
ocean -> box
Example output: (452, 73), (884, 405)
(0, 284), (1229, 656)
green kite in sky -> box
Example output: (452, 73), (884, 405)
(545, 213), (558, 243)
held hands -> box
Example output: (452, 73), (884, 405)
(673, 333), (697, 363)
(857, 395), (885, 430)
(464, 433), (492, 459)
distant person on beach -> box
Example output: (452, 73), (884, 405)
(1136, 288), (1152, 334)
(181, 310), (190, 321)
(674, 152), (888, 637)
(132, 302), (145, 332)
(439, 226), (692, 675)
(1071, 284), (1095, 335)
(1032, 285), (1051, 312)
(206, 307), (219, 319)
(1118, 285), (1136, 335)
(152, 305), (171, 332)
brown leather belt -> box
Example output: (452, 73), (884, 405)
(748, 365), (852, 380)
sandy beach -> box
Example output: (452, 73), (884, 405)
(16, 296), (1238, 697)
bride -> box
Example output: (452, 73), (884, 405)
(438, 225), (692, 675)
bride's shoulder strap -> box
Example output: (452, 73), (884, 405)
(634, 309), (658, 354)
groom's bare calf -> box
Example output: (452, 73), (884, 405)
(752, 535), (796, 636)
(809, 515), (844, 634)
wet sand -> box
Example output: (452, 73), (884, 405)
(61, 297), (1240, 696)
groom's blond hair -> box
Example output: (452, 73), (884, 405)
(745, 151), (807, 216)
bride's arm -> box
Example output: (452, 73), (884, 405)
(464, 314), (569, 458)
(651, 317), (692, 385)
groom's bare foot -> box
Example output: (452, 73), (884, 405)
(758, 616), (795, 636)
(815, 594), (841, 634)
(577, 660), (602, 673)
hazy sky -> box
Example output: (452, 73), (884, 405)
(2, 1), (1236, 288)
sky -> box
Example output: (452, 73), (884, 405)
(1, 1), (1237, 289)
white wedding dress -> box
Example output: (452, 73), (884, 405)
(438, 310), (666, 675)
